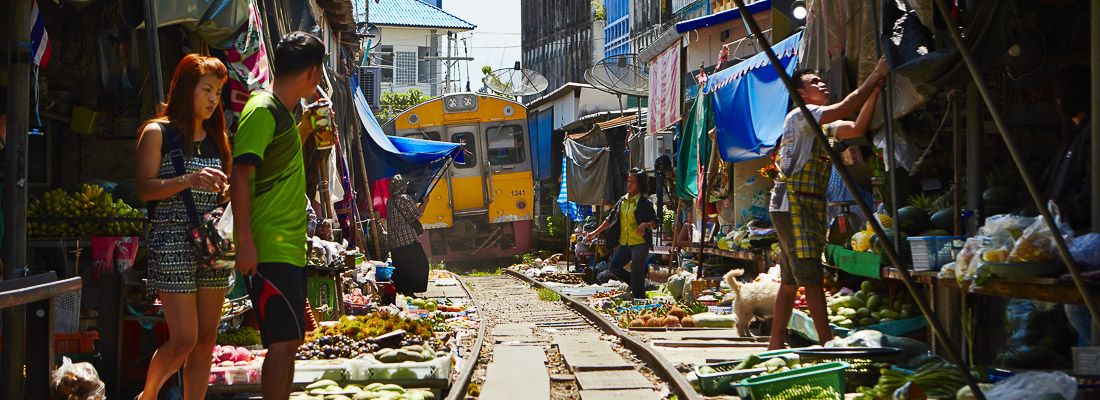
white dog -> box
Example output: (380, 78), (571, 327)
(725, 269), (781, 337)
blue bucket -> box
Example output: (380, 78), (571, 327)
(375, 266), (394, 281)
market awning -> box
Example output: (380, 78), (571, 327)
(350, 76), (463, 200)
(675, 0), (771, 33)
(705, 31), (802, 163)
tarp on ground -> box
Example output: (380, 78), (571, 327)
(705, 31), (802, 163)
(350, 75), (463, 202)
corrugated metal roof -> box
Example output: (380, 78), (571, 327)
(676, 0), (770, 33)
(361, 0), (476, 30)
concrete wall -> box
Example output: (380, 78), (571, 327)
(377, 26), (441, 96)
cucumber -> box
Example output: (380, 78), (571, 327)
(734, 354), (762, 370)
(377, 384), (406, 393)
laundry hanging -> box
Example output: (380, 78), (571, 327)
(705, 31), (802, 163)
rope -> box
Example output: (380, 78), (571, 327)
(908, 90), (960, 176)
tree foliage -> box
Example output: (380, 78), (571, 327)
(376, 89), (431, 124)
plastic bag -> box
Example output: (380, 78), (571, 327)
(996, 299), (1075, 369)
(981, 371), (1078, 400)
(1069, 233), (1100, 270)
(52, 357), (106, 400)
(1008, 202), (1072, 263)
(979, 214), (1034, 243)
(955, 237), (984, 283)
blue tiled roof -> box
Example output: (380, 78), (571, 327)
(357, 0), (476, 30)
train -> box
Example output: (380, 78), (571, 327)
(390, 92), (534, 262)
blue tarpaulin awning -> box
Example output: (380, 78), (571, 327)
(705, 31), (802, 163)
(350, 76), (463, 201)
(675, 0), (771, 33)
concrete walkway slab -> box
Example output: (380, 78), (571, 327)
(574, 370), (652, 390)
(580, 389), (661, 400)
(479, 345), (550, 400)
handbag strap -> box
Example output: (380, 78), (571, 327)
(161, 122), (203, 231)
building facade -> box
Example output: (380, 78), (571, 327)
(520, 0), (604, 103)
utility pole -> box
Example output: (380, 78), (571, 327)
(445, 31), (453, 93)
(4, 0), (33, 398)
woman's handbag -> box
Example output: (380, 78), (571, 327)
(163, 123), (235, 270)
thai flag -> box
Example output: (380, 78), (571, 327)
(30, 0), (52, 68)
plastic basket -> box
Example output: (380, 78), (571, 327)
(1073, 347), (1100, 376)
(695, 350), (796, 396)
(734, 362), (849, 400)
(375, 266), (394, 281)
(55, 291), (81, 333)
(795, 348), (900, 389)
(908, 236), (964, 271)
(55, 331), (99, 354)
(211, 363), (262, 385)
(860, 315), (927, 337)
(695, 363), (766, 396)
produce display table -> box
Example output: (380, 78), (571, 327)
(206, 378), (449, 395)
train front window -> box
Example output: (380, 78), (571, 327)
(451, 132), (477, 169)
(485, 125), (525, 165)
(403, 131), (440, 141)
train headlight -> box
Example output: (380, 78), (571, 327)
(516, 200), (527, 210)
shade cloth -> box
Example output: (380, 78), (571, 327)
(675, 93), (713, 200)
(350, 76), (463, 203)
(563, 139), (611, 205)
(557, 158), (592, 222)
(648, 44), (681, 134)
(705, 31), (803, 163)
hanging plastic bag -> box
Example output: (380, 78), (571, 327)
(52, 356), (106, 400)
(1008, 201), (1073, 264)
(1069, 233), (1100, 270)
(216, 202), (234, 240)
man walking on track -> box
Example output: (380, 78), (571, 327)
(230, 31), (324, 400)
(767, 58), (888, 350)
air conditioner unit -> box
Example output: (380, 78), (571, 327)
(357, 66), (382, 109)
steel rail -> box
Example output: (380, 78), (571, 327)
(444, 277), (489, 400)
(931, 0), (1100, 335)
(504, 269), (702, 400)
(728, 0), (987, 398)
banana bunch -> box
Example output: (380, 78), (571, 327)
(28, 184), (146, 238)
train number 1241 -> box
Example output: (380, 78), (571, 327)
(511, 189), (526, 197)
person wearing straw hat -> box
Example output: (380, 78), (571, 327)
(385, 174), (429, 295)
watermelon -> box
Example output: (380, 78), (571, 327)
(982, 187), (1015, 208)
(930, 208), (954, 231)
(896, 206), (930, 235)
(871, 230), (912, 263)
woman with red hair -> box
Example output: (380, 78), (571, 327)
(134, 54), (233, 400)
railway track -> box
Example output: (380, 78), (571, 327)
(448, 272), (699, 400)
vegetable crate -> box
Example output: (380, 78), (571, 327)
(908, 236), (964, 271)
(695, 349), (796, 396)
(734, 362), (849, 400)
(694, 363), (766, 396)
(55, 331), (99, 354)
(795, 348), (901, 389)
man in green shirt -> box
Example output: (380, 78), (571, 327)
(230, 31), (323, 400)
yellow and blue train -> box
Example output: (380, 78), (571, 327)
(391, 93), (534, 261)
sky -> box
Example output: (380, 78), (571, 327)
(442, 0), (522, 91)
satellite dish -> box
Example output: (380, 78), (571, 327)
(483, 62), (549, 97)
(356, 22), (382, 51)
(584, 54), (649, 97)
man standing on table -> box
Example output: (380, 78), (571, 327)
(230, 32), (323, 399)
(767, 59), (888, 350)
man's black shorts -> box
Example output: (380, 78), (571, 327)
(246, 263), (307, 347)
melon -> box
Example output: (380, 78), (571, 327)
(871, 230), (912, 263)
(930, 208), (954, 231)
(897, 206), (930, 235)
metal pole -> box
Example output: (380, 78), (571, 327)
(952, 92), (962, 236)
(4, 1), (33, 398)
(1091, 0), (1100, 233)
(965, 85), (982, 235)
(870, 0), (900, 251)
(143, 0), (165, 103)
(932, 0), (1100, 329)
(352, 132), (383, 260)
(729, 1), (986, 397)
(1091, 0), (1100, 346)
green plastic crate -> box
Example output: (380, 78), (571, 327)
(734, 362), (849, 400)
(694, 349), (798, 396)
